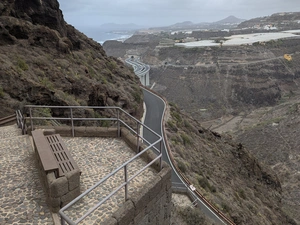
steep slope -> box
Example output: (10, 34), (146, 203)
(166, 103), (296, 225)
(0, 0), (143, 118)
(225, 95), (300, 223)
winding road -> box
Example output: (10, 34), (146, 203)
(142, 87), (229, 225)
(142, 88), (181, 184)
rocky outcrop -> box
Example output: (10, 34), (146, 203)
(0, 0), (143, 119)
(1, 0), (66, 36)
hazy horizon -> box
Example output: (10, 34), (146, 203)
(58, 0), (300, 29)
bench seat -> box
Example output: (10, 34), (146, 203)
(46, 134), (80, 177)
(32, 129), (59, 175)
(32, 129), (80, 177)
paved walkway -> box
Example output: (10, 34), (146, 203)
(61, 137), (157, 224)
(0, 125), (158, 225)
(0, 125), (53, 225)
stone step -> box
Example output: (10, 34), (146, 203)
(0, 124), (22, 139)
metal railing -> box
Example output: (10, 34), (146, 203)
(16, 110), (26, 134)
(23, 105), (163, 225)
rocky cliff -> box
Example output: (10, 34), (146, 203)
(0, 0), (143, 118)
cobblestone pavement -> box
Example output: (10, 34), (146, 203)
(0, 125), (159, 225)
(61, 137), (158, 225)
(0, 125), (53, 225)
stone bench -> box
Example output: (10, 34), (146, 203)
(31, 129), (81, 212)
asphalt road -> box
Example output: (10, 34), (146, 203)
(142, 88), (227, 225)
(142, 88), (181, 184)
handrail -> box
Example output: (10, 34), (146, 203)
(23, 105), (163, 225)
(0, 114), (16, 126)
(16, 110), (27, 134)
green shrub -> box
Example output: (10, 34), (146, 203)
(17, 58), (29, 71)
(131, 91), (141, 103)
(177, 160), (187, 173)
(33, 107), (51, 117)
(198, 176), (209, 189)
(179, 207), (208, 225)
(238, 189), (247, 200)
(0, 86), (4, 98)
(181, 132), (192, 146)
(171, 111), (182, 123)
(221, 202), (231, 213)
(106, 61), (117, 70)
(183, 119), (192, 129)
(39, 77), (54, 90)
(167, 120), (177, 132)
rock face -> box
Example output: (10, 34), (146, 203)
(0, 0), (143, 118)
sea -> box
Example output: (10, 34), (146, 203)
(96, 30), (134, 45)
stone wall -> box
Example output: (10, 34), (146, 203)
(108, 128), (172, 225)
(103, 165), (172, 225)
(45, 170), (81, 212)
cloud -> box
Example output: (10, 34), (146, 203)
(58, 0), (300, 27)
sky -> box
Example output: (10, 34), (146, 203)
(58, 0), (300, 29)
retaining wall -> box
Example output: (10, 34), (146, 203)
(103, 164), (172, 225)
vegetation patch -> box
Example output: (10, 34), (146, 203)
(180, 132), (192, 146)
(178, 207), (212, 225)
(17, 57), (29, 71)
(0, 86), (4, 98)
(177, 159), (187, 173)
(39, 77), (54, 90)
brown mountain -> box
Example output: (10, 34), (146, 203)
(214, 15), (245, 24)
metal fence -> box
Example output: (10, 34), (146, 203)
(23, 105), (163, 225)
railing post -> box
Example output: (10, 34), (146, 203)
(160, 140), (162, 171)
(124, 165), (128, 201)
(61, 217), (65, 225)
(117, 110), (120, 138)
(29, 107), (33, 131)
(70, 108), (74, 137)
(22, 117), (26, 135)
(136, 121), (140, 153)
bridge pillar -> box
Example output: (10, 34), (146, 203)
(145, 71), (150, 86)
(125, 59), (150, 86)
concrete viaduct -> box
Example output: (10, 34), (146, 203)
(125, 58), (150, 86)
